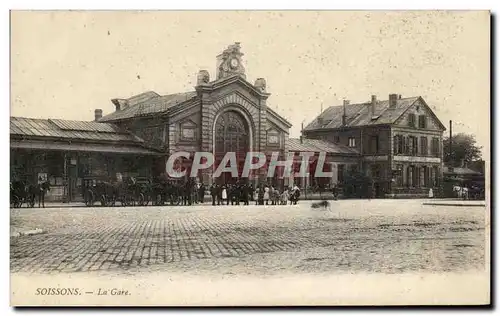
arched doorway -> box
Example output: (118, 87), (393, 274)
(214, 110), (250, 185)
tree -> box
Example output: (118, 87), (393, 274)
(443, 133), (482, 167)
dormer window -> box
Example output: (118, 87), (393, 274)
(408, 114), (416, 127)
(418, 115), (427, 128)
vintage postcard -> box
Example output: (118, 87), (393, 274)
(9, 10), (490, 306)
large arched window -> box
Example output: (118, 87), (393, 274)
(214, 111), (249, 158)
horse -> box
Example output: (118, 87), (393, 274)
(11, 180), (29, 207)
(453, 185), (469, 200)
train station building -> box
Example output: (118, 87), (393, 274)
(10, 42), (446, 202)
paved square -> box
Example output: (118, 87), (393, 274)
(10, 200), (486, 276)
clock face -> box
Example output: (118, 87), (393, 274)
(230, 58), (239, 69)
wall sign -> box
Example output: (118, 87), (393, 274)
(182, 128), (195, 139)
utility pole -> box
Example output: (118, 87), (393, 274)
(449, 120), (452, 165)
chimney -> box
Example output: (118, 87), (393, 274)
(371, 95), (377, 117)
(94, 109), (103, 122)
(111, 99), (128, 111)
(342, 99), (349, 126)
(389, 94), (398, 108)
(300, 122), (304, 143)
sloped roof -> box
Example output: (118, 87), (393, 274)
(304, 97), (420, 131)
(10, 116), (144, 143)
(288, 138), (359, 155)
(100, 91), (197, 122)
(444, 167), (482, 176)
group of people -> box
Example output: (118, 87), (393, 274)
(208, 182), (301, 206)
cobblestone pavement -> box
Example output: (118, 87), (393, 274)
(10, 200), (487, 275)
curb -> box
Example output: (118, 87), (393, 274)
(422, 203), (486, 207)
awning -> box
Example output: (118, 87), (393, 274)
(10, 140), (162, 156)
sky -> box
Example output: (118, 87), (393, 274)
(10, 11), (490, 160)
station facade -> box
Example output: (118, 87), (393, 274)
(10, 42), (446, 201)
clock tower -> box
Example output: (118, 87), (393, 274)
(216, 42), (246, 80)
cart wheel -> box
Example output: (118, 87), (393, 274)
(170, 195), (181, 206)
(28, 197), (35, 208)
(138, 193), (145, 206)
(13, 195), (21, 208)
(143, 194), (150, 206)
(155, 194), (162, 206)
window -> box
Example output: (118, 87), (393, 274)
(420, 166), (426, 187)
(432, 166), (439, 186)
(408, 136), (413, 155)
(406, 165), (419, 187)
(348, 137), (356, 147)
(406, 166), (412, 187)
(406, 136), (418, 156)
(371, 164), (380, 178)
(412, 136), (418, 156)
(393, 136), (398, 155)
(420, 136), (428, 156)
(393, 135), (404, 155)
(338, 164), (345, 183)
(418, 115), (427, 128)
(370, 136), (379, 154)
(141, 125), (165, 148)
(334, 135), (340, 143)
(431, 137), (440, 157)
(403, 136), (409, 155)
(349, 164), (358, 174)
(394, 165), (403, 186)
(408, 114), (416, 127)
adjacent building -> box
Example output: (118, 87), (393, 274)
(303, 94), (446, 198)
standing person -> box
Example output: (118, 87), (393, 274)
(221, 184), (228, 205)
(242, 183), (250, 205)
(270, 186), (275, 205)
(281, 188), (289, 205)
(249, 184), (254, 202)
(216, 184), (222, 205)
(332, 183), (338, 201)
(263, 185), (270, 205)
(254, 186), (259, 205)
(235, 183), (241, 206)
(228, 184), (233, 205)
(199, 183), (206, 203)
(210, 183), (217, 206)
(292, 184), (300, 205)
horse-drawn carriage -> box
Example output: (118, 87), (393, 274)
(82, 176), (190, 207)
(83, 176), (148, 207)
(10, 180), (36, 208)
(10, 177), (50, 208)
